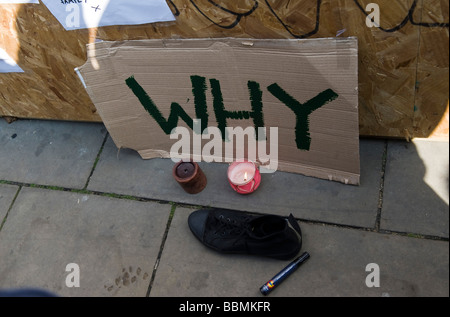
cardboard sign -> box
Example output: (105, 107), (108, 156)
(78, 38), (360, 185)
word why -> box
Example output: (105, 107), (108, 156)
(126, 75), (339, 151)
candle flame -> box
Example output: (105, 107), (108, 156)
(244, 172), (248, 182)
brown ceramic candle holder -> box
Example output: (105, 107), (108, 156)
(173, 161), (207, 194)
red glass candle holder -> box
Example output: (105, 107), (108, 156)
(227, 160), (261, 195)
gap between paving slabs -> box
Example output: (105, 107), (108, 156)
(0, 185), (21, 233)
(374, 140), (388, 232)
(0, 180), (447, 298)
(1, 130), (448, 296)
(1, 137), (447, 242)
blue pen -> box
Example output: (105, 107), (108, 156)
(260, 252), (310, 296)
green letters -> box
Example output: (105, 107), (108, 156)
(210, 79), (265, 141)
(125, 75), (208, 134)
(125, 75), (339, 151)
(267, 84), (339, 151)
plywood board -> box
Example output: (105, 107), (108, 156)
(0, 0), (448, 139)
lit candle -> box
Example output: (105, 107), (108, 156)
(227, 160), (261, 194)
(229, 161), (255, 185)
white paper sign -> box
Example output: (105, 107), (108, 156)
(0, 0), (38, 3)
(0, 48), (24, 73)
(41, 0), (176, 30)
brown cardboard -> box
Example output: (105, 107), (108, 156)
(78, 37), (360, 185)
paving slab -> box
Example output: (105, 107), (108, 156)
(150, 207), (449, 297)
(0, 187), (171, 297)
(382, 140), (449, 237)
(0, 119), (106, 189)
(0, 184), (18, 223)
(88, 138), (384, 228)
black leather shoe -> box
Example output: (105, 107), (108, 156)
(188, 209), (302, 260)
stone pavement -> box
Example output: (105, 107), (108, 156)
(0, 119), (448, 297)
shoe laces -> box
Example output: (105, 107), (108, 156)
(212, 214), (252, 239)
